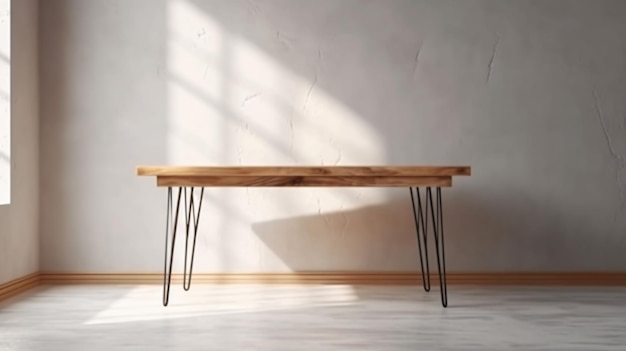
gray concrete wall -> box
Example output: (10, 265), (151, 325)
(0, 0), (39, 285)
(40, 0), (626, 273)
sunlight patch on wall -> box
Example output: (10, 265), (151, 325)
(164, 1), (390, 271)
(165, 0), (385, 176)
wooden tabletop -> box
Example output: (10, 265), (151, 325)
(136, 165), (471, 187)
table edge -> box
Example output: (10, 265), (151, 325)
(136, 165), (472, 177)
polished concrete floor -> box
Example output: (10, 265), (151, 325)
(1, 284), (626, 350)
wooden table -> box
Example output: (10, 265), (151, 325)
(137, 165), (471, 307)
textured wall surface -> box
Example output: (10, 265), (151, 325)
(40, 0), (626, 273)
(0, 0), (39, 285)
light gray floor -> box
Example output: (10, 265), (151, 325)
(1, 284), (626, 350)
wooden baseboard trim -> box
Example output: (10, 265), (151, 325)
(3, 272), (624, 304)
(39, 272), (626, 286)
(0, 273), (40, 302)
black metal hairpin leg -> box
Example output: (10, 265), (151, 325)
(426, 187), (448, 307)
(163, 186), (183, 306)
(409, 187), (430, 292)
(183, 187), (204, 291)
(162, 186), (205, 306)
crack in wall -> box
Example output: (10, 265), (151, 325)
(246, 0), (263, 17)
(276, 31), (294, 50)
(334, 150), (342, 166)
(316, 196), (332, 231)
(593, 89), (620, 158)
(486, 33), (500, 83)
(203, 65), (209, 80)
(592, 88), (626, 215)
(413, 41), (422, 76)
(241, 92), (261, 107)
(197, 27), (206, 38)
(325, 136), (341, 166)
(330, 203), (349, 249)
(304, 49), (323, 111)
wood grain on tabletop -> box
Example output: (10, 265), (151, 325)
(136, 165), (471, 177)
